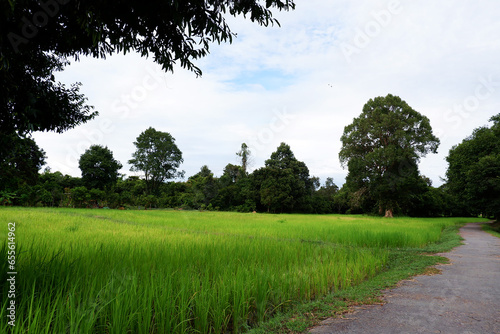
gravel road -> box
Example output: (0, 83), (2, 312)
(309, 222), (500, 334)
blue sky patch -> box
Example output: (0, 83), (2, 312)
(226, 69), (295, 91)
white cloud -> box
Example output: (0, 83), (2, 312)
(33, 0), (500, 187)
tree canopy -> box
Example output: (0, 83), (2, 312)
(187, 165), (218, 209)
(1, 0), (295, 142)
(255, 143), (314, 213)
(339, 94), (440, 217)
(2, 133), (455, 216)
(0, 133), (46, 191)
(236, 143), (251, 176)
(446, 114), (500, 219)
(129, 127), (184, 195)
(79, 145), (123, 190)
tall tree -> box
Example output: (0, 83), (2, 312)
(236, 143), (251, 176)
(1, 1), (294, 144)
(78, 145), (122, 190)
(220, 163), (242, 185)
(339, 94), (440, 217)
(257, 143), (313, 213)
(187, 165), (218, 209)
(0, 133), (46, 191)
(214, 163), (246, 210)
(129, 127), (184, 195)
(311, 177), (339, 213)
(446, 114), (500, 219)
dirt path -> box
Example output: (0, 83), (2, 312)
(309, 223), (500, 334)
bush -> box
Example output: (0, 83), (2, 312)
(71, 186), (90, 208)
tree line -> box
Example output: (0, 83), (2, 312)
(1, 3), (497, 218)
(0, 0), (294, 209)
(2, 95), (498, 218)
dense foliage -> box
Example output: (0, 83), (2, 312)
(446, 114), (500, 219)
(1, 0), (294, 141)
(339, 94), (440, 217)
(129, 127), (184, 196)
(0, 133), (46, 196)
(1, 0), (295, 185)
(79, 145), (122, 190)
(2, 138), (455, 217)
(1, 95), (496, 218)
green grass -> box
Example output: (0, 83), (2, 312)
(0, 208), (486, 333)
(248, 222), (468, 333)
(482, 221), (500, 238)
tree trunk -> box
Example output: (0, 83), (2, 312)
(384, 208), (394, 218)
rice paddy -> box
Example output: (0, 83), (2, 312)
(0, 208), (483, 333)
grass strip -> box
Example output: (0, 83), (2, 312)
(481, 221), (500, 238)
(248, 223), (465, 333)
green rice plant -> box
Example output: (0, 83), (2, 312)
(0, 207), (485, 333)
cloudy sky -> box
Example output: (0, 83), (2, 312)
(33, 0), (500, 187)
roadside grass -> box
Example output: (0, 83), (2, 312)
(0, 208), (486, 333)
(482, 221), (500, 238)
(248, 221), (468, 333)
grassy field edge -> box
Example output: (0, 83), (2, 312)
(481, 221), (500, 238)
(248, 223), (466, 334)
(1, 209), (483, 333)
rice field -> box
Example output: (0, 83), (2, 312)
(0, 208), (482, 333)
